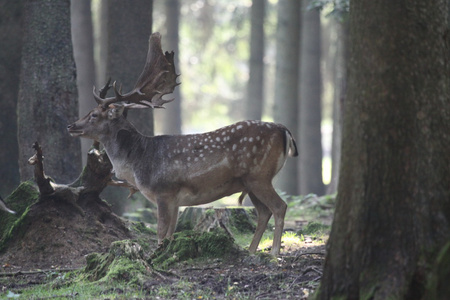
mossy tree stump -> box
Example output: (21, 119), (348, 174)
(176, 206), (257, 236)
(0, 141), (137, 269)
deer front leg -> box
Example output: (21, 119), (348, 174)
(166, 205), (180, 237)
(156, 199), (179, 244)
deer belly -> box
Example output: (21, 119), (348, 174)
(176, 180), (244, 207)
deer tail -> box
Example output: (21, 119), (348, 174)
(285, 129), (298, 157)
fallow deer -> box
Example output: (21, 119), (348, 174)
(67, 33), (298, 255)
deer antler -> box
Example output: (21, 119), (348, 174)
(94, 32), (180, 109)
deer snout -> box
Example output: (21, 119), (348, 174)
(67, 123), (83, 137)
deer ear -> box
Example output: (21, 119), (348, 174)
(107, 104), (125, 120)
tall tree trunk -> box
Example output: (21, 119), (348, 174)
(92, 0), (108, 89)
(327, 19), (348, 194)
(17, 0), (81, 184)
(272, 0), (300, 195)
(71, 0), (96, 165)
(316, 0), (450, 298)
(101, 0), (153, 215)
(298, 2), (324, 196)
(162, 0), (182, 134)
(0, 0), (23, 195)
(106, 0), (153, 136)
(245, 0), (265, 121)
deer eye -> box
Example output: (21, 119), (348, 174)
(91, 113), (98, 118)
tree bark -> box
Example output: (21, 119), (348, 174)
(101, 0), (153, 215)
(272, 0), (300, 195)
(245, 0), (265, 121)
(298, 2), (324, 196)
(316, 0), (450, 298)
(161, 0), (182, 134)
(0, 0), (23, 195)
(17, 0), (81, 184)
(106, 0), (153, 136)
(71, 0), (96, 165)
(327, 19), (348, 194)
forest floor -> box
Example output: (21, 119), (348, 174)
(0, 185), (334, 299)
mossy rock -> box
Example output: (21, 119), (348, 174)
(0, 181), (39, 252)
(81, 240), (151, 285)
(151, 229), (242, 269)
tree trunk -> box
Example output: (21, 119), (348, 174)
(272, 0), (300, 195)
(298, 2), (324, 196)
(101, 0), (153, 215)
(245, 0), (265, 121)
(327, 19), (348, 194)
(71, 0), (96, 165)
(17, 0), (81, 184)
(0, 0), (23, 195)
(106, 0), (153, 136)
(161, 0), (182, 134)
(316, 0), (450, 298)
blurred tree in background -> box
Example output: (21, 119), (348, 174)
(17, 0), (81, 184)
(298, 1), (324, 196)
(272, 0), (300, 195)
(1, 0), (355, 213)
(0, 0), (22, 196)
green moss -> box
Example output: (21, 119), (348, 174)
(205, 208), (215, 218)
(152, 229), (240, 269)
(298, 221), (330, 236)
(229, 207), (256, 233)
(131, 221), (156, 235)
(0, 181), (39, 252)
(81, 240), (151, 285)
(176, 207), (204, 231)
(197, 230), (235, 257)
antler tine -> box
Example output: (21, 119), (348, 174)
(93, 80), (121, 108)
(92, 32), (179, 109)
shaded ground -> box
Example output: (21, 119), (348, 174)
(0, 184), (330, 299)
(150, 245), (325, 299)
(1, 244), (325, 299)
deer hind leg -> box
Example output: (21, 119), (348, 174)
(246, 182), (287, 256)
(248, 192), (272, 253)
(156, 199), (179, 244)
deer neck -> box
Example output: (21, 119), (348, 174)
(101, 119), (150, 184)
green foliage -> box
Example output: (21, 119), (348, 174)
(0, 181), (39, 252)
(307, 0), (349, 21)
(153, 0), (279, 131)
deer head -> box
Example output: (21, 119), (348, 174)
(68, 32), (298, 256)
(68, 32), (179, 142)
